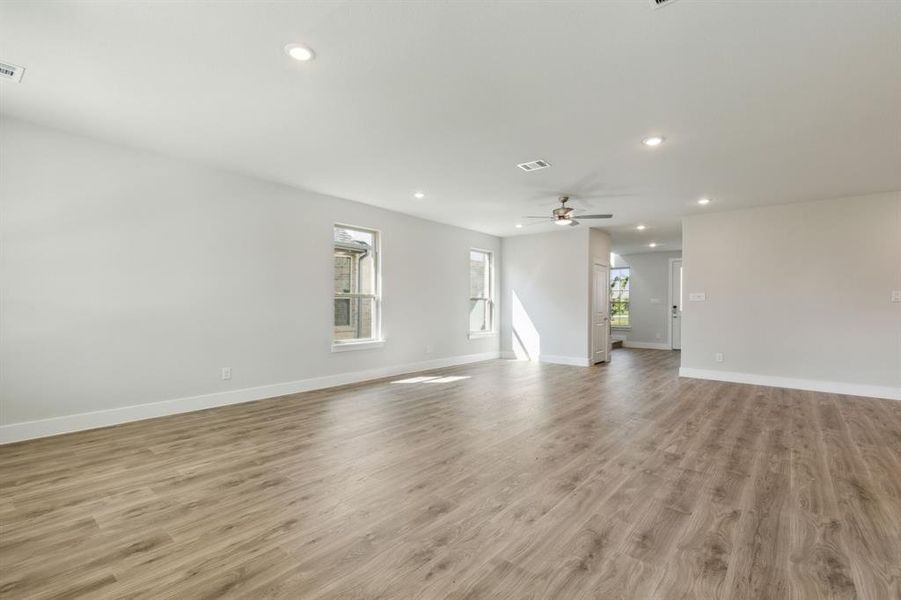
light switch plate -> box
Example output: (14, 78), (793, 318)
(649, 298), (661, 304)
(688, 292), (706, 302)
(892, 290), (901, 303)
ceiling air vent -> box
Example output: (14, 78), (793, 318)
(0, 62), (25, 83)
(650, 0), (680, 8)
(516, 159), (551, 172)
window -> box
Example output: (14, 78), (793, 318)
(469, 249), (494, 333)
(333, 225), (380, 344)
(610, 267), (630, 328)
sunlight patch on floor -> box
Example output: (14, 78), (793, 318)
(391, 375), (472, 384)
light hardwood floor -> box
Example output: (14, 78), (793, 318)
(1, 349), (899, 599)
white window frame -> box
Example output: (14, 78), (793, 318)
(610, 266), (631, 330)
(468, 248), (496, 339)
(332, 223), (384, 352)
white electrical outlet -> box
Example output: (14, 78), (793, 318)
(221, 367), (232, 380)
(714, 353), (724, 363)
(892, 290), (901, 303)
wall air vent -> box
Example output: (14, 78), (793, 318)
(650, 0), (680, 8)
(516, 159), (551, 172)
(0, 62), (25, 83)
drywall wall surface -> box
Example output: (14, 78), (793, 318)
(681, 191), (900, 390)
(500, 228), (590, 364)
(616, 251), (682, 346)
(0, 117), (501, 425)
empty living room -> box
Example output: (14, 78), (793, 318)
(1, 1), (899, 598)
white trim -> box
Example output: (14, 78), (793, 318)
(623, 341), (672, 350)
(331, 340), (385, 352)
(468, 331), (498, 340)
(0, 352), (500, 444)
(679, 367), (901, 401)
(498, 351), (590, 367)
(667, 257), (683, 350)
(469, 247), (496, 335)
(592, 257), (610, 365)
(334, 222), (382, 342)
(539, 354), (591, 367)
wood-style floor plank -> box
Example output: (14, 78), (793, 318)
(1, 349), (899, 599)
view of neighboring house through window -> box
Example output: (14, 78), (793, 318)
(610, 267), (630, 328)
(334, 225), (379, 343)
(469, 249), (494, 333)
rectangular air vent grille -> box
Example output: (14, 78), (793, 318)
(516, 159), (551, 172)
(0, 62), (25, 83)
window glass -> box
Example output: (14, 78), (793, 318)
(334, 225), (379, 342)
(610, 267), (630, 328)
(469, 250), (493, 333)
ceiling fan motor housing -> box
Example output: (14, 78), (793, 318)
(553, 196), (573, 220)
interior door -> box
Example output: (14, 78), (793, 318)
(670, 259), (683, 350)
(592, 262), (609, 364)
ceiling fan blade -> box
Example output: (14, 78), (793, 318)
(576, 214), (613, 219)
(568, 219), (580, 227)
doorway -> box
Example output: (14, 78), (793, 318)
(592, 260), (609, 364)
(669, 258), (683, 350)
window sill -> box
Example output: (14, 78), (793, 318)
(331, 340), (385, 353)
(611, 326), (632, 331)
(468, 331), (498, 340)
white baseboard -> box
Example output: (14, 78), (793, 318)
(679, 367), (901, 401)
(0, 352), (500, 444)
(540, 354), (591, 367)
(498, 351), (589, 367)
(623, 341), (672, 350)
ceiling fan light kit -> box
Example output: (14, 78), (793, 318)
(523, 196), (613, 228)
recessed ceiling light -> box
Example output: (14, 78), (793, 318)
(285, 43), (315, 61)
(636, 224), (647, 231)
(649, 242), (658, 248)
(515, 224), (523, 229)
(698, 197), (711, 205)
(413, 191), (425, 199)
(642, 136), (665, 147)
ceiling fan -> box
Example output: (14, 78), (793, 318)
(523, 196), (613, 227)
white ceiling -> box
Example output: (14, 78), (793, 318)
(2, 1), (899, 254)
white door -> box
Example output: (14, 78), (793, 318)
(670, 259), (683, 350)
(592, 262), (609, 364)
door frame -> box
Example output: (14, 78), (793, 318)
(667, 257), (683, 350)
(591, 257), (610, 364)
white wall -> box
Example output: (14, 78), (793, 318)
(0, 118), (501, 438)
(500, 227), (610, 366)
(615, 251), (682, 348)
(500, 229), (587, 365)
(681, 191), (901, 399)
